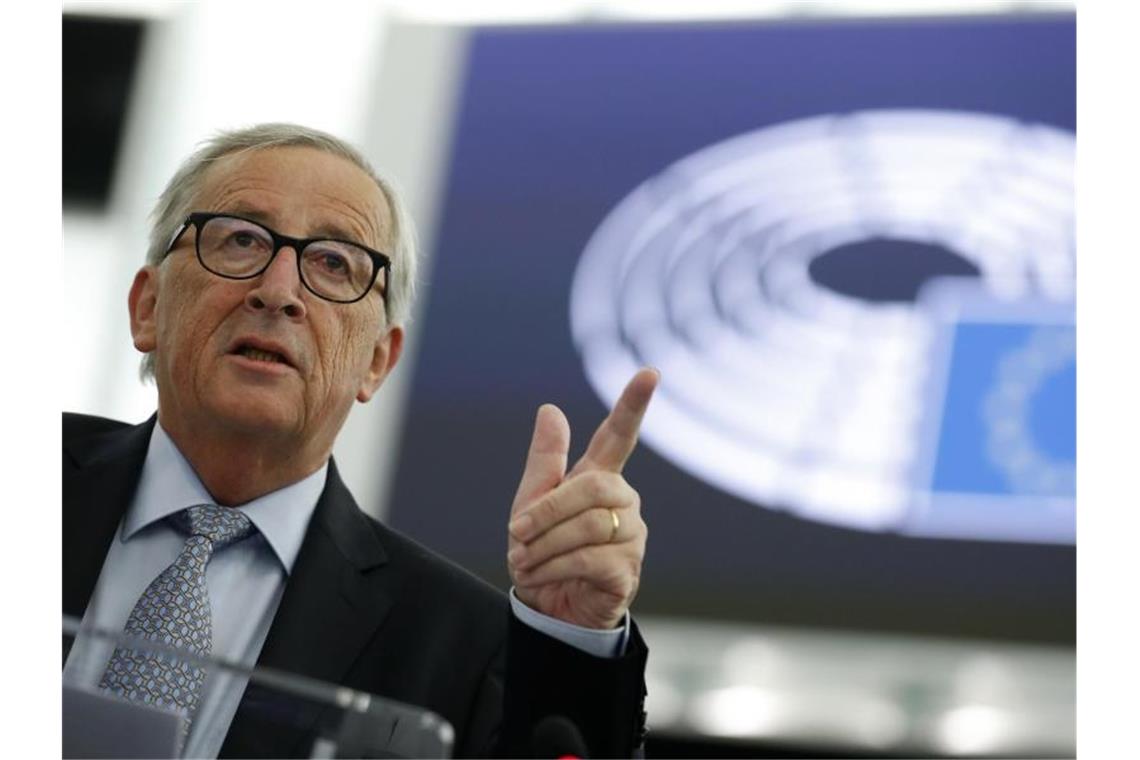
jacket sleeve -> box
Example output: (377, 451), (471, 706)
(494, 611), (649, 758)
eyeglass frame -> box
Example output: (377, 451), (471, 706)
(164, 211), (392, 305)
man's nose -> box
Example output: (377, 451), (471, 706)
(245, 247), (307, 319)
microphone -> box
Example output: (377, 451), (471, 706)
(531, 714), (590, 759)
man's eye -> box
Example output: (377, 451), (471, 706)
(231, 232), (259, 248)
(222, 230), (270, 254)
(318, 253), (350, 274)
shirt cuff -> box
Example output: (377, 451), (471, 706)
(508, 587), (629, 658)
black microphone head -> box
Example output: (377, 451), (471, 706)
(531, 714), (590, 759)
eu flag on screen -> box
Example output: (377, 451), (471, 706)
(910, 286), (1075, 543)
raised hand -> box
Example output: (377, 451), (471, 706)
(507, 368), (659, 629)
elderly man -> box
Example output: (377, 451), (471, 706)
(63, 124), (658, 758)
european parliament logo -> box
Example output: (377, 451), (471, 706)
(570, 110), (1075, 545)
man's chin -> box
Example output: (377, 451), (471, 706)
(203, 394), (302, 439)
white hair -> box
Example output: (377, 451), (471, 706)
(140, 122), (418, 379)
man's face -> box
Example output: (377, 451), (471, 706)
(129, 146), (402, 461)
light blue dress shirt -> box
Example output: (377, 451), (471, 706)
(64, 422), (626, 758)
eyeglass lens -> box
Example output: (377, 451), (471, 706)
(197, 215), (379, 302)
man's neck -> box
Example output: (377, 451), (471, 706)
(157, 414), (330, 507)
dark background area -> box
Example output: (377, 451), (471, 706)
(62, 14), (146, 209)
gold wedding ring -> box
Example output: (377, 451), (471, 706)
(608, 508), (621, 543)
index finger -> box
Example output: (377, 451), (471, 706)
(571, 367), (659, 475)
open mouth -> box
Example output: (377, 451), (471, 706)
(230, 342), (293, 368)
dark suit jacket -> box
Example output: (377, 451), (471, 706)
(63, 413), (648, 757)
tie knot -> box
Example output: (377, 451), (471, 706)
(174, 504), (254, 548)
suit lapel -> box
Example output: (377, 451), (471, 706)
(62, 416), (155, 621)
(221, 460), (399, 758)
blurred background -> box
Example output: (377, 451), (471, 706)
(63, 2), (1075, 756)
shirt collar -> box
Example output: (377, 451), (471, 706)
(124, 421), (327, 574)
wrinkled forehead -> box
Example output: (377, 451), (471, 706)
(192, 145), (394, 251)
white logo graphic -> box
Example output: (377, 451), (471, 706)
(569, 109), (1074, 541)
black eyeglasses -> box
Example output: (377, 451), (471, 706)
(165, 212), (391, 304)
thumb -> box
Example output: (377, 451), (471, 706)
(511, 404), (570, 517)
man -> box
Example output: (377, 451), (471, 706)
(63, 123), (658, 758)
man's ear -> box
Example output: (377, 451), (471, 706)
(128, 266), (160, 353)
(357, 325), (404, 403)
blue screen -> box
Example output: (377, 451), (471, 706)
(387, 14), (1075, 643)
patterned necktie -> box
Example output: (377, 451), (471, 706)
(100, 504), (254, 730)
